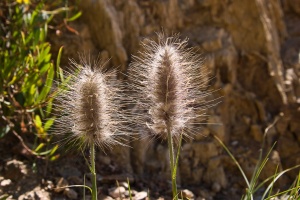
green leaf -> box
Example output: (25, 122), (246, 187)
(21, 31), (26, 45)
(40, 63), (51, 75)
(37, 63), (54, 103)
(50, 154), (60, 161)
(44, 118), (54, 131)
(39, 105), (45, 119)
(25, 84), (36, 105)
(46, 99), (53, 116)
(37, 44), (51, 66)
(49, 144), (58, 156)
(56, 46), (64, 71)
(34, 143), (45, 152)
(0, 125), (11, 138)
(34, 148), (53, 156)
(35, 115), (42, 129)
(66, 11), (82, 22)
(7, 75), (17, 86)
(39, 27), (46, 42)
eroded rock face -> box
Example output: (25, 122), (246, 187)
(49, 0), (300, 196)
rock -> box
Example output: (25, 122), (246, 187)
(196, 189), (214, 200)
(250, 124), (263, 142)
(134, 191), (148, 200)
(202, 37), (222, 51)
(288, 0), (300, 15)
(181, 143), (193, 158)
(207, 156), (222, 169)
(266, 125), (278, 147)
(131, 136), (148, 176)
(179, 158), (192, 183)
(44, 180), (54, 191)
(0, 195), (11, 200)
(18, 191), (35, 200)
(0, 179), (12, 187)
(98, 194), (114, 200)
(98, 174), (134, 183)
(191, 167), (204, 183)
(207, 116), (225, 142)
(18, 186), (51, 200)
(68, 176), (82, 185)
(58, 165), (81, 178)
(119, 181), (129, 189)
(125, 189), (138, 197)
(203, 165), (227, 188)
(100, 144), (133, 174)
(97, 154), (111, 166)
(194, 128), (210, 141)
(277, 133), (300, 159)
(259, 150), (285, 183)
(80, 0), (128, 74)
(180, 189), (195, 199)
(64, 188), (78, 199)
(192, 141), (219, 164)
(212, 182), (221, 193)
(108, 186), (126, 198)
(4, 159), (28, 181)
(35, 189), (51, 200)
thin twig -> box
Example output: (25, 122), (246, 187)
(12, 129), (45, 160)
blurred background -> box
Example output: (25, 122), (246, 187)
(1, 0), (300, 199)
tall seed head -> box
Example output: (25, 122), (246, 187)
(129, 34), (212, 142)
(55, 58), (127, 150)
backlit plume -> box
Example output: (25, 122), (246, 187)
(129, 34), (212, 142)
(55, 58), (127, 150)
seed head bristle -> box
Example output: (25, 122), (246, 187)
(54, 57), (128, 151)
(129, 33), (212, 142)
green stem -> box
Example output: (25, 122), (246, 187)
(90, 143), (97, 200)
(167, 127), (178, 200)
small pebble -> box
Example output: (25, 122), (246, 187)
(212, 182), (221, 192)
(134, 191), (148, 200)
(125, 189), (138, 197)
(68, 176), (82, 185)
(109, 186), (126, 198)
(181, 189), (195, 199)
(99, 195), (113, 200)
(119, 181), (129, 188)
(0, 179), (12, 187)
(64, 188), (78, 199)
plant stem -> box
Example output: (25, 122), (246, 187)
(167, 127), (178, 200)
(90, 143), (97, 200)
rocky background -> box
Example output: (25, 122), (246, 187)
(51, 0), (300, 198)
(1, 0), (300, 199)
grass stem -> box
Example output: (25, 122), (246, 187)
(167, 127), (178, 200)
(90, 143), (98, 200)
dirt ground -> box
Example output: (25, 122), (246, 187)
(0, 133), (249, 200)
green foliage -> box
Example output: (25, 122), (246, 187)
(214, 128), (300, 200)
(0, 0), (78, 160)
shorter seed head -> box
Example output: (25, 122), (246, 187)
(54, 57), (127, 150)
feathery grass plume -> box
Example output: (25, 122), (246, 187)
(55, 57), (128, 151)
(54, 56), (129, 200)
(129, 33), (213, 199)
(129, 33), (212, 142)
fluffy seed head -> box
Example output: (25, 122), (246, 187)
(55, 57), (127, 150)
(129, 34), (212, 142)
